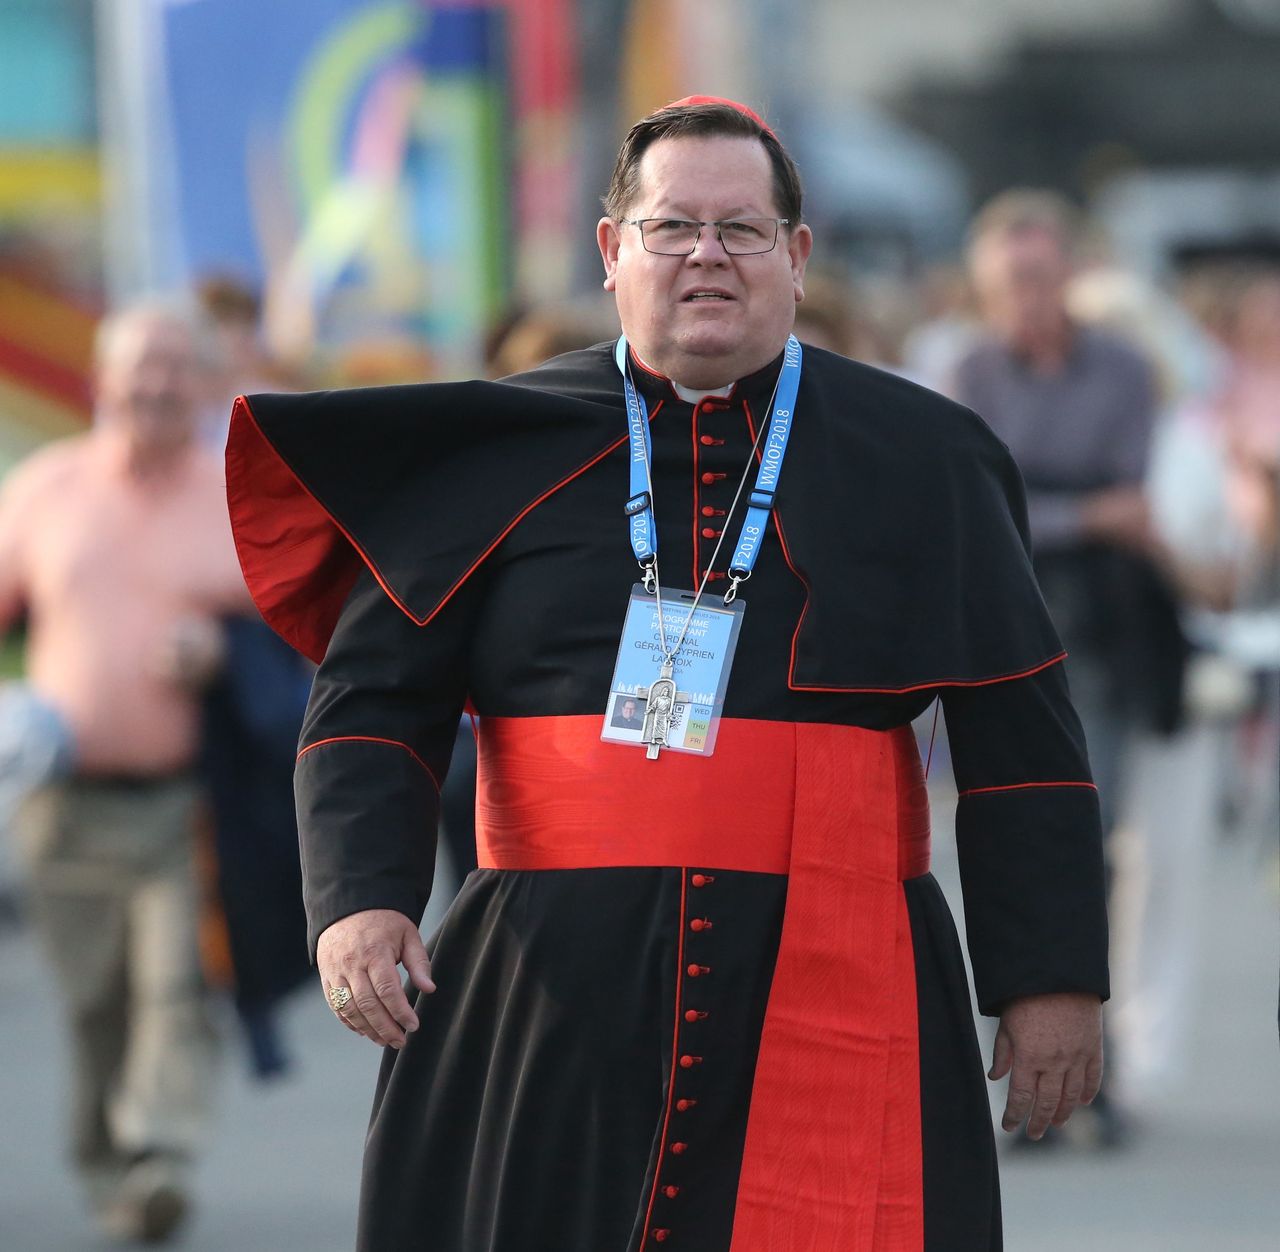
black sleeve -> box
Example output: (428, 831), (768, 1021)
(294, 565), (481, 957)
(941, 661), (1110, 1016)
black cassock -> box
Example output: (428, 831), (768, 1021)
(226, 344), (1109, 1252)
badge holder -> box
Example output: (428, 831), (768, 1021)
(601, 585), (745, 757)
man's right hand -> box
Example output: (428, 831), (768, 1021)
(1080, 485), (1153, 552)
(316, 909), (436, 1048)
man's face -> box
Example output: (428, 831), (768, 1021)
(96, 315), (202, 454)
(622, 699), (637, 719)
(597, 135), (812, 389)
(969, 226), (1072, 348)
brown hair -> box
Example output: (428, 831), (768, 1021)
(966, 188), (1083, 256)
(486, 301), (620, 378)
(602, 102), (803, 226)
(196, 273), (261, 326)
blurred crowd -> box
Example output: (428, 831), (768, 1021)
(1, 187), (1278, 1241)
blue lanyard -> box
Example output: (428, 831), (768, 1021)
(615, 334), (802, 599)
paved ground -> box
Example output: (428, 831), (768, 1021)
(986, 838), (1280, 1252)
(1, 828), (1276, 1251)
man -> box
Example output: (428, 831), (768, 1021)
(227, 100), (1108, 1250)
(0, 302), (251, 1241)
(954, 191), (1173, 834)
(611, 695), (645, 730)
(954, 194), (1182, 1147)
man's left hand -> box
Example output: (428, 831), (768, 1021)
(989, 992), (1103, 1139)
(150, 617), (226, 689)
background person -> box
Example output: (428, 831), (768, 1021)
(952, 190), (1184, 1145)
(0, 300), (252, 1242)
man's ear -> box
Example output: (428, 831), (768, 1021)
(789, 224), (814, 303)
(597, 217), (622, 292)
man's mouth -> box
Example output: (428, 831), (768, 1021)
(682, 290), (734, 302)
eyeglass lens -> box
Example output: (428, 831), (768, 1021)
(639, 219), (780, 255)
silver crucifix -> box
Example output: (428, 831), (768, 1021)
(636, 660), (690, 760)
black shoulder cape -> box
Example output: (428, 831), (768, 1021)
(225, 343), (1064, 692)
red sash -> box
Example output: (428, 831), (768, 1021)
(476, 715), (927, 1251)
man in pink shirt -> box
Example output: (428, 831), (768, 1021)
(0, 301), (251, 1242)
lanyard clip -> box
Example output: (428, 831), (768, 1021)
(723, 568), (750, 605)
(641, 559), (658, 594)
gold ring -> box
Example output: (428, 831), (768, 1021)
(327, 985), (353, 1012)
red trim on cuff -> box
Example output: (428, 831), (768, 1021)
(297, 735), (441, 794)
(957, 780), (1098, 799)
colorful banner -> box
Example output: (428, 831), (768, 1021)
(153, 0), (512, 375)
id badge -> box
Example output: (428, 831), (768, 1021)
(601, 584), (746, 757)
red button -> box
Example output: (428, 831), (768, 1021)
(679, 1054), (702, 1069)
(664, 1185), (681, 1198)
(699, 434), (716, 445)
(700, 472), (716, 485)
(676, 1098), (698, 1111)
(670, 1142), (688, 1155)
(701, 506), (716, 517)
(652, 1229), (670, 1243)
(684, 1009), (706, 1023)
(686, 964), (710, 977)
(690, 874), (715, 887)
(690, 918), (712, 932)
(700, 527), (718, 540)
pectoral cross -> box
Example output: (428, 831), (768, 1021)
(636, 660), (690, 760)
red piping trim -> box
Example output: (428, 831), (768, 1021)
(421, 417), (664, 625)
(793, 650), (1071, 695)
(629, 346), (680, 398)
(296, 735), (441, 794)
(641, 868), (689, 1239)
(628, 345), (742, 404)
(958, 780), (1098, 799)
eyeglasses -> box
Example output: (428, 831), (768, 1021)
(620, 217), (790, 256)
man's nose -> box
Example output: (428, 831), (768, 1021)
(685, 224), (730, 263)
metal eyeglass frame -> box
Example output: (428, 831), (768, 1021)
(618, 217), (790, 256)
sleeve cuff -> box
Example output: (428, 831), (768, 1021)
(296, 739), (441, 959)
(955, 785), (1110, 1016)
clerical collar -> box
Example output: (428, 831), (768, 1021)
(672, 380), (735, 404)
(626, 345), (787, 413)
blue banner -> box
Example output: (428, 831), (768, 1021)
(155, 0), (507, 368)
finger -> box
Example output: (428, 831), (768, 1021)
(335, 1008), (362, 1036)
(349, 969), (409, 1049)
(402, 929), (437, 999)
(323, 978), (375, 1040)
(325, 990), (375, 1041)
(339, 1001), (381, 1043)
(1082, 1049), (1104, 1105)
(1001, 1062), (1038, 1134)
(989, 1026), (1013, 1082)
(1025, 1070), (1065, 1141)
(336, 985), (383, 1045)
(1051, 1063), (1086, 1127)
(368, 954), (420, 1035)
